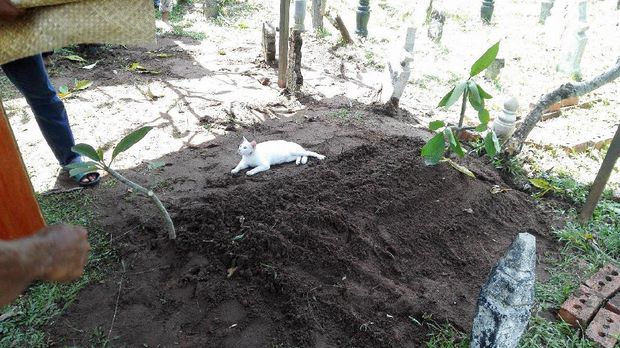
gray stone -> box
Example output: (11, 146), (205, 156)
(427, 10), (445, 43)
(286, 30), (303, 95)
(470, 233), (536, 348)
(262, 22), (276, 64)
(484, 58), (505, 80)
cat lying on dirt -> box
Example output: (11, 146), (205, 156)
(231, 137), (325, 176)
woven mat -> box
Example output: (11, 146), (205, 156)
(0, 0), (155, 65)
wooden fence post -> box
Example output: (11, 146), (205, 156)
(0, 99), (46, 240)
(278, 0), (291, 88)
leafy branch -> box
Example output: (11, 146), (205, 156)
(422, 42), (501, 168)
(68, 127), (177, 240)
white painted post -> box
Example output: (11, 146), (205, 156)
(493, 96), (519, 141)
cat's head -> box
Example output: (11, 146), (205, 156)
(238, 137), (257, 156)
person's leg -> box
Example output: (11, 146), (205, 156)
(1, 55), (77, 165)
(1, 55), (98, 184)
(154, 0), (160, 10)
(161, 0), (173, 23)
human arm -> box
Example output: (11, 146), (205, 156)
(0, 0), (24, 22)
(0, 224), (90, 307)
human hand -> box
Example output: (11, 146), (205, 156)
(36, 224), (90, 283)
(0, 0), (24, 22)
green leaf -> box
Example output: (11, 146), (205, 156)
(529, 178), (554, 190)
(468, 81), (484, 111)
(484, 131), (501, 158)
(443, 81), (468, 108)
(477, 84), (493, 99)
(478, 109), (490, 124)
(69, 166), (99, 178)
(72, 144), (101, 161)
(73, 80), (93, 91)
(96, 148), (104, 161)
(64, 161), (99, 169)
(58, 86), (69, 94)
(111, 126), (153, 161)
(421, 133), (446, 165)
(444, 158), (476, 178)
(429, 120), (446, 131)
(475, 123), (488, 132)
(444, 128), (465, 157)
(469, 41), (500, 77)
(62, 55), (86, 63)
(438, 87), (455, 107)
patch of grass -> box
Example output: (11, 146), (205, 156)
(329, 109), (361, 120)
(316, 27), (331, 40)
(212, 0), (261, 26)
(0, 191), (115, 347)
(0, 74), (18, 100)
(172, 26), (207, 40)
(423, 318), (469, 348)
(424, 171), (619, 347)
(519, 316), (595, 348)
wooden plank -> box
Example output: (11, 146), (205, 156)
(579, 125), (620, 223)
(278, 0), (290, 88)
(0, 99), (46, 240)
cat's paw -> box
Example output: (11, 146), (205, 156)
(231, 169), (239, 174)
(246, 171), (255, 176)
(317, 155), (326, 160)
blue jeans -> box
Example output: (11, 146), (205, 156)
(1, 54), (79, 166)
(154, 0), (160, 9)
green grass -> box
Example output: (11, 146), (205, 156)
(0, 191), (115, 347)
(424, 173), (620, 347)
(0, 74), (18, 100)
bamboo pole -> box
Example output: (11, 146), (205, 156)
(278, 0), (291, 88)
(0, 99), (46, 240)
(579, 125), (620, 223)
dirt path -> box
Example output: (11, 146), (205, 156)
(46, 112), (557, 347)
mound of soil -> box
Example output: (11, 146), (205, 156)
(48, 116), (555, 347)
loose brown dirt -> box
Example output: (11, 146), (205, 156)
(47, 112), (557, 347)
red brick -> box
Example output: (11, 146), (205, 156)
(559, 285), (605, 328)
(586, 308), (620, 348)
(584, 264), (620, 299)
(605, 292), (620, 316)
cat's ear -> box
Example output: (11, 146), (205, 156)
(250, 140), (257, 148)
(242, 136), (248, 143)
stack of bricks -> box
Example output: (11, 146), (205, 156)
(559, 264), (620, 347)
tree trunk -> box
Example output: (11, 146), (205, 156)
(504, 57), (620, 156)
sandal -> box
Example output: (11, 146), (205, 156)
(70, 170), (100, 187)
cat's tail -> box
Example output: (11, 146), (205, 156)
(298, 150), (325, 160)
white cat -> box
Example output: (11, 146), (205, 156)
(231, 137), (325, 176)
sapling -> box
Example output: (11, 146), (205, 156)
(67, 127), (176, 239)
(421, 41), (502, 172)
